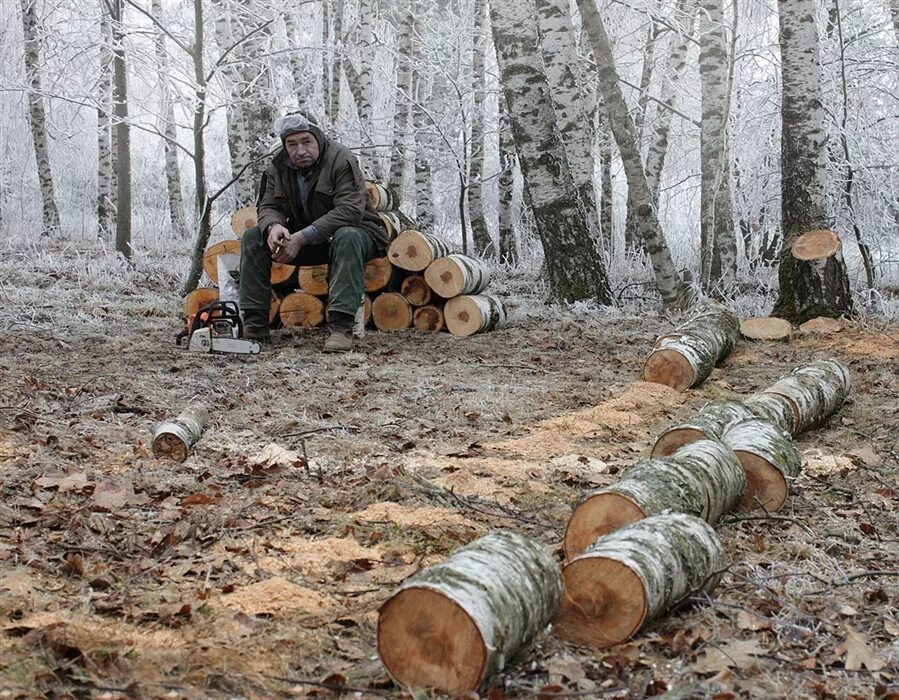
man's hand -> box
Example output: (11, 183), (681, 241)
(267, 223), (291, 255)
(272, 230), (304, 264)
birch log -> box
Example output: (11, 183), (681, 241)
(152, 405), (209, 462)
(643, 301), (740, 391)
(413, 304), (445, 332)
(444, 294), (506, 337)
(231, 206), (258, 237)
(298, 264), (329, 296)
(365, 180), (399, 211)
(763, 359), (852, 434)
(555, 514), (725, 649)
(745, 393), (797, 434)
(425, 254), (492, 298)
(721, 418), (802, 512)
(389, 230), (451, 271)
(378, 530), (562, 695)
(379, 211), (402, 240)
(364, 257), (394, 293)
(652, 401), (756, 457)
(279, 291), (325, 328)
(372, 292), (413, 331)
(400, 274), (432, 306)
(203, 239), (294, 285)
(564, 439), (744, 558)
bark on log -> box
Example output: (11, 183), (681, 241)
(378, 211), (402, 240)
(444, 294), (506, 337)
(721, 418), (802, 512)
(652, 401), (756, 457)
(365, 180), (399, 211)
(764, 359), (852, 434)
(378, 530), (562, 695)
(555, 514), (725, 649)
(790, 229), (853, 322)
(364, 257), (394, 293)
(203, 239), (295, 285)
(740, 316), (792, 340)
(279, 291), (325, 328)
(389, 230), (451, 271)
(152, 405), (209, 463)
(298, 264), (329, 296)
(231, 206), (258, 237)
(564, 439), (744, 558)
(400, 274), (432, 306)
(425, 254), (492, 298)
(372, 292), (413, 331)
(413, 304), (445, 332)
(745, 393), (797, 434)
(643, 301), (740, 391)
(363, 293), (373, 326)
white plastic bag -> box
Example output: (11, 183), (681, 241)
(217, 255), (240, 305)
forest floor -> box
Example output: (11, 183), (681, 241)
(0, 242), (898, 700)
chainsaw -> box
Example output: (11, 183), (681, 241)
(177, 300), (261, 355)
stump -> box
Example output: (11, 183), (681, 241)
(364, 257), (393, 293)
(400, 274), (432, 307)
(721, 419), (802, 512)
(152, 405), (209, 463)
(643, 301), (740, 391)
(279, 291), (325, 328)
(790, 229), (853, 322)
(378, 530), (562, 696)
(764, 359), (852, 434)
(388, 230), (451, 272)
(652, 401), (756, 457)
(372, 292), (413, 331)
(444, 294), (506, 337)
(298, 264), (329, 296)
(425, 254), (492, 298)
(554, 514), (725, 649)
(413, 304), (445, 332)
(230, 206), (258, 237)
(740, 317), (792, 341)
(799, 317), (843, 334)
(745, 393), (797, 434)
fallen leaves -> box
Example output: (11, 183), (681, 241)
(691, 639), (769, 673)
(836, 626), (886, 672)
(92, 479), (150, 511)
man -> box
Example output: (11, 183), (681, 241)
(239, 113), (389, 352)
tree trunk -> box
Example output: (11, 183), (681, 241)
(597, 124), (614, 251)
(330, 0), (345, 125)
(424, 254), (491, 297)
(555, 514), (725, 649)
(388, 229), (451, 271)
(497, 113), (517, 264)
(283, 10), (319, 122)
(280, 291), (326, 328)
(321, 0), (331, 121)
(763, 358), (852, 434)
(652, 400), (756, 458)
(378, 530), (562, 696)
(413, 72), (434, 230)
(444, 294), (506, 336)
(387, 0), (415, 193)
(469, 0), (495, 258)
(111, 0), (132, 257)
(490, 0), (612, 304)
(19, 0), (61, 236)
(372, 292), (413, 331)
(642, 300), (740, 391)
(96, 6), (115, 238)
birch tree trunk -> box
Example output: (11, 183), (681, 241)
(469, 0), (495, 258)
(330, 0), (345, 124)
(413, 73), (434, 230)
(96, 6), (115, 238)
(889, 0), (899, 46)
(490, 0), (612, 303)
(387, 0), (414, 195)
(110, 0), (132, 257)
(322, 0), (331, 121)
(283, 10), (319, 121)
(354, 0), (376, 134)
(772, 0), (853, 322)
(19, 0), (61, 236)
(576, 0), (693, 309)
(497, 112), (517, 264)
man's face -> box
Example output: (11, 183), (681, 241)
(285, 131), (320, 169)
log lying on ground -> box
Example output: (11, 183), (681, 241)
(389, 230), (451, 272)
(372, 292), (413, 331)
(444, 294), (506, 337)
(555, 514), (725, 649)
(652, 401), (756, 457)
(740, 316), (792, 341)
(425, 254), (492, 298)
(364, 257), (394, 293)
(791, 229), (853, 322)
(413, 304), (445, 332)
(365, 180), (398, 212)
(721, 418), (802, 512)
(400, 274), (432, 306)
(763, 359), (852, 434)
(564, 439), (744, 558)
(152, 405), (209, 463)
(643, 301), (740, 391)
(202, 239), (294, 285)
(184, 288), (219, 326)
(362, 293), (372, 326)
(378, 530), (562, 696)
(279, 291), (325, 328)
(231, 206), (258, 237)
(298, 264), (329, 296)
(744, 393), (797, 434)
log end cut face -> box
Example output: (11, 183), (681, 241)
(378, 587), (486, 695)
(554, 557), (647, 649)
(425, 258), (463, 298)
(372, 293), (413, 331)
(279, 292), (325, 329)
(388, 231), (429, 271)
(413, 306), (444, 332)
(201, 239), (241, 283)
(651, 428), (706, 458)
(230, 206), (258, 237)
(643, 349), (695, 392)
(737, 450), (789, 512)
(791, 229), (842, 261)
(151, 433), (189, 463)
(563, 493), (645, 559)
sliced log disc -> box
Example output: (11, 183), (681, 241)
(372, 292), (413, 331)
(740, 316), (792, 340)
(413, 304), (445, 332)
(400, 274), (432, 306)
(799, 317), (843, 334)
(279, 291), (325, 328)
(202, 240), (241, 284)
(652, 401), (756, 457)
(152, 405), (208, 463)
(643, 301), (740, 392)
(298, 264), (329, 296)
(388, 230), (451, 272)
(444, 294), (506, 337)
(184, 288), (220, 326)
(764, 359), (852, 434)
(379, 212), (402, 240)
(425, 254), (492, 298)
(722, 419), (802, 512)
(792, 229), (842, 260)
(230, 206), (258, 237)
(378, 530), (562, 695)
(364, 257), (393, 293)
(555, 514), (725, 649)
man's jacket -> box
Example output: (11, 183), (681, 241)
(256, 125), (389, 251)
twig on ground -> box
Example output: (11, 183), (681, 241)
(722, 512), (815, 535)
(282, 425), (361, 438)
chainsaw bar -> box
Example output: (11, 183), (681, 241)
(187, 327), (261, 355)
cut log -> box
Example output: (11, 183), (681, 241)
(230, 206), (258, 237)
(425, 254), (492, 298)
(652, 401), (756, 457)
(400, 274), (432, 306)
(378, 530), (562, 695)
(202, 240), (241, 284)
(378, 212), (402, 240)
(444, 294), (506, 337)
(721, 418), (802, 512)
(268, 293), (282, 327)
(388, 230), (452, 272)
(298, 264), (329, 296)
(152, 405), (209, 463)
(413, 304), (445, 332)
(799, 317), (843, 334)
(740, 316), (792, 341)
(744, 393), (797, 434)
(564, 439), (744, 558)
(279, 291), (325, 328)
(363, 293), (372, 326)
(790, 229), (853, 322)
(643, 301), (740, 392)
(184, 288), (219, 327)
(763, 359), (852, 434)
(365, 180), (398, 212)
(364, 257), (394, 293)
(372, 292), (413, 331)
(554, 514), (725, 649)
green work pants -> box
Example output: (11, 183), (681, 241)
(239, 226), (379, 318)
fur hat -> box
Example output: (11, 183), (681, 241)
(274, 113), (313, 142)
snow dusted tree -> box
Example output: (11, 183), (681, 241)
(468, 0), (494, 258)
(413, 71), (434, 230)
(282, 7), (320, 123)
(497, 108), (517, 264)
(490, 0), (612, 303)
(388, 0), (414, 204)
(96, 5), (115, 238)
(108, 0), (132, 258)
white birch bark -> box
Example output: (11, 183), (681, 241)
(745, 392), (797, 434)
(763, 359), (852, 434)
(722, 418), (802, 511)
(96, 5), (115, 238)
(387, 0), (415, 194)
(283, 10), (318, 122)
(354, 0), (376, 132)
(321, 0), (331, 121)
(110, 0), (131, 258)
(497, 111), (517, 264)
(413, 72), (434, 230)
(652, 400), (756, 457)
(469, 0), (495, 257)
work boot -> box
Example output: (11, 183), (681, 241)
(323, 311), (354, 353)
(242, 309), (271, 342)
